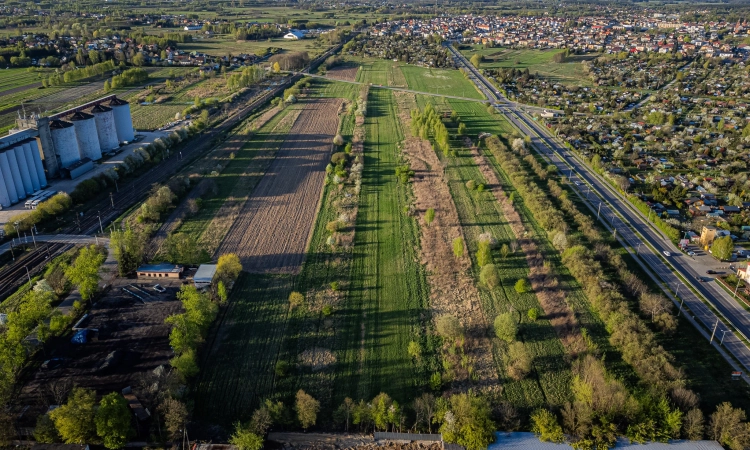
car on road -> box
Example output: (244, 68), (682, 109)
(697, 276), (705, 282)
(706, 270), (716, 275)
(687, 251), (696, 256)
(574, 181), (581, 186)
(153, 284), (166, 293)
(663, 251), (671, 257)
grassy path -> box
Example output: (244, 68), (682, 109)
(336, 88), (433, 404)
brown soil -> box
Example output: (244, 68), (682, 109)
(467, 143), (586, 356)
(199, 108), (302, 255)
(394, 92), (500, 394)
(216, 98), (343, 273)
(326, 65), (359, 82)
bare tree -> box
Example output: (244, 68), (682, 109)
(47, 378), (73, 406)
(413, 393), (436, 433)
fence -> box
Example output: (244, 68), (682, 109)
(374, 432), (443, 442)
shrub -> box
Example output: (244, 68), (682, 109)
(330, 281), (339, 291)
(480, 264), (500, 288)
(289, 292), (304, 309)
(465, 180), (476, 190)
(331, 152), (348, 166)
(326, 220), (341, 233)
(504, 341), (531, 380)
(452, 237), (464, 258)
(322, 305), (333, 316)
(333, 134), (345, 146)
(514, 278), (532, 294)
(527, 307), (539, 321)
(494, 312), (517, 342)
(476, 241), (493, 267)
(436, 315), (463, 340)
(530, 409), (564, 443)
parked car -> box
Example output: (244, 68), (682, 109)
(687, 251), (696, 256)
(153, 284), (166, 293)
(706, 270), (716, 274)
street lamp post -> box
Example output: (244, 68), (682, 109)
(97, 211), (104, 235)
(25, 266), (30, 284)
(721, 329), (729, 345)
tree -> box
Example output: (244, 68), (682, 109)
(64, 245), (105, 301)
(710, 402), (750, 450)
(132, 53), (145, 66)
(436, 315), (463, 340)
(407, 341), (422, 360)
(494, 312), (517, 342)
(480, 264), (500, 288)
(457, 122), (467, 136)
(425, 208), (435, 226)
(414, 393), (437, 433)
(500, 243), (510, 259)
(683, 408), (705, 440)
(216, 253), (242, 284)
(711, 236), (734, 261)
(110, 228), (145, 276)
(272, 61), (281, 73)
(104, 79), (111, 92)
(336, 398), (356, 432)
(530, 409), (564, 443)
(95, 393), (133, 449)
(230, 423), (264, 450)
(504, 341), (532, 380)
(453, 237), (464, 258)
(527, 308), (539, 321)
(514, 278), (532, 294)
(470, 53), (483, 67)
(295, 390), (320, 430)
(333, 134), (345, 146)
(34, 414), (59, 443)
(438, 393), (495, 450)
(50, 387), (97, 444)
(160, 398), (188, 440)
(217, 281), (228, 303)
(476, 241), (492, 267)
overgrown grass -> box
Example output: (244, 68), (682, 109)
(400, 65), (484, 100)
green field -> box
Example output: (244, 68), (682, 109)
(418, 96), (571, 410)
(401, 65), (484, 100)
(0, 68), (47, 94)
(334, 88), (434, 403)
(193, 273), (293, 424)
(460, 46), (589, 84)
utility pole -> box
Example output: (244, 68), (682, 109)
(721, 330), (729, 345)
(710, 320), (719, 343)
(97, 211), (104, 235)
(30, 226), (36, 249)
(25, 266), (31, 284)
(597, 202), (602, 220)
(677, 296), (684, 316)
(110, 192), (115, 208)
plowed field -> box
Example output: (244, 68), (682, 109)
(326, 65), (359, 82)
(216, 98), (343, 273)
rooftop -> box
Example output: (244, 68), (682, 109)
(136, 263), (183, 274)
(489, 433), (723, 450)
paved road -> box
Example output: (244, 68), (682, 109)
(446, 40), (750, 375)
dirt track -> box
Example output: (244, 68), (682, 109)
(216, 98), (343, 273)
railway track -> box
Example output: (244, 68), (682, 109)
(0, 242), (69, 306)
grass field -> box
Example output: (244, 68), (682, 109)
(0, 68), (48, 94)
(333, 88), (434, 404)
(460, 46), (589, 85)
(415, 96), (571, 410)
(400, 65), (484, 100)
(193, 273), (293, 424)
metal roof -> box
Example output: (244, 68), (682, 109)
(136, 263), (183, 274)
(194, 264), (218, 283)
(489, 433), (724, 450)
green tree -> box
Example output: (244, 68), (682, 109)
(457, 122), (467, 136)
(505, 341), (532, 380)
(110, 228), (144, 276)
(33, 414), (59, 443)
(470, 53), (483, 67)
(438, 393), (495, 450)
(295, 390), (320, 430)
(217, 280), (228, 303)
(95, 393), (133, 449)
(64, 245), (105, 302)
(453, 237), (464, 258)
(159, 398), (188, 441)
(494, 312), (517, 342)
(527, 308), (539, 321)
(709, 402), (750, 450)
(50, 388), (97, 444)
(480, 264), (500, 288)
(216, 253), (242, 284)
(229, 423), (264, 450)
(425, 208), (435, 226)
(531, 409), (564, 443)
(514, 278), (532, 294)
(170, 349), (199, 379)
(476, 241), (492, 267)
(436, 315), (463, 340)
(711, 236), (734, 261)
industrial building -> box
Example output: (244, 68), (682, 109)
(0, 95), (136, 208)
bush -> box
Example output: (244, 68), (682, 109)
(436, 315), (463, 340)
(333, 134), (345, 146)
(331, 152), (348, 166)
(326, 220), (341, 233)
(465, 180), (476, 190)
(527, 307), (539, 321)
(289, 291), (304, 309)
(480, 264), (500, 288)
(514, 278), (532, 294)
(494, 312), (517, 342)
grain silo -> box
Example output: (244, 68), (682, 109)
(70, 112), (102, 161)
(90, 104), (119, 152)
(6, 150), (26, 199)
(0, 152), (18, 203)
(109, 97), (135, 142)
(0, 170), (10, 208)
(29, 140), (47, 187)
(13, 145), (33, 195)
(21, 142), (40, 191)
(50, 119), (81, 168)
